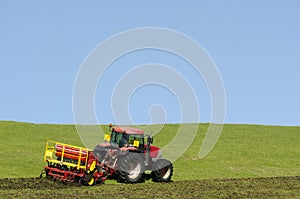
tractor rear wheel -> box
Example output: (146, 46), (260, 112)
(151, 159), (173, 182)
(118, 153), (145, 183)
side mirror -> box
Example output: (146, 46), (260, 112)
(147, 136), (153, 144)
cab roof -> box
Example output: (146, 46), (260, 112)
(112, 126), (144, 135)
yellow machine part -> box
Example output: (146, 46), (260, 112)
(44, 140), (91, 170)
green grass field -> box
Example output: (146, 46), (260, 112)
(0, 121), (299, 198)
(0, 121), (299, 180)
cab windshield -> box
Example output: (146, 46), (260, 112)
(110, 130), (144, 149)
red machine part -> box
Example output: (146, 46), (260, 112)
(147, 145), (161, 158)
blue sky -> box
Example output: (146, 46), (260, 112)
(0, 1), (299, 125)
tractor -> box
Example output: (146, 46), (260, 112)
(94, 124), (173, 183)
(41, 124), (173, 185)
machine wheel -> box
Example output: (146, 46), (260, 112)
(151, 159), (173, 182)
(80, 174), (95, 186)
(87, 177), (95, 186)
(118, 153), (145, 183)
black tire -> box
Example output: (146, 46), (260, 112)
(117, 153), (145, 183)
(151, 159), (173, 182)
(80, 173), (95, 186)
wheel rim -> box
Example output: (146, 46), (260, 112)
(162, 166), (171, 179)
(128, 161), (141, 180)
(87, 177), (94, 185)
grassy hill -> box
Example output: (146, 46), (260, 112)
(0, 121), (299, 180)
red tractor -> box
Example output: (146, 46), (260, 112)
(94, 125), (173, 183)
(41, 124), (173, 185)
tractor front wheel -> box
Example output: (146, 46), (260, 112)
(151, 159), (173, 182)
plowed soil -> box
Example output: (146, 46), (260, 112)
(0, 176), (299, 198)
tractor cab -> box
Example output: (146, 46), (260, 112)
(106, 126), (145, 152)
